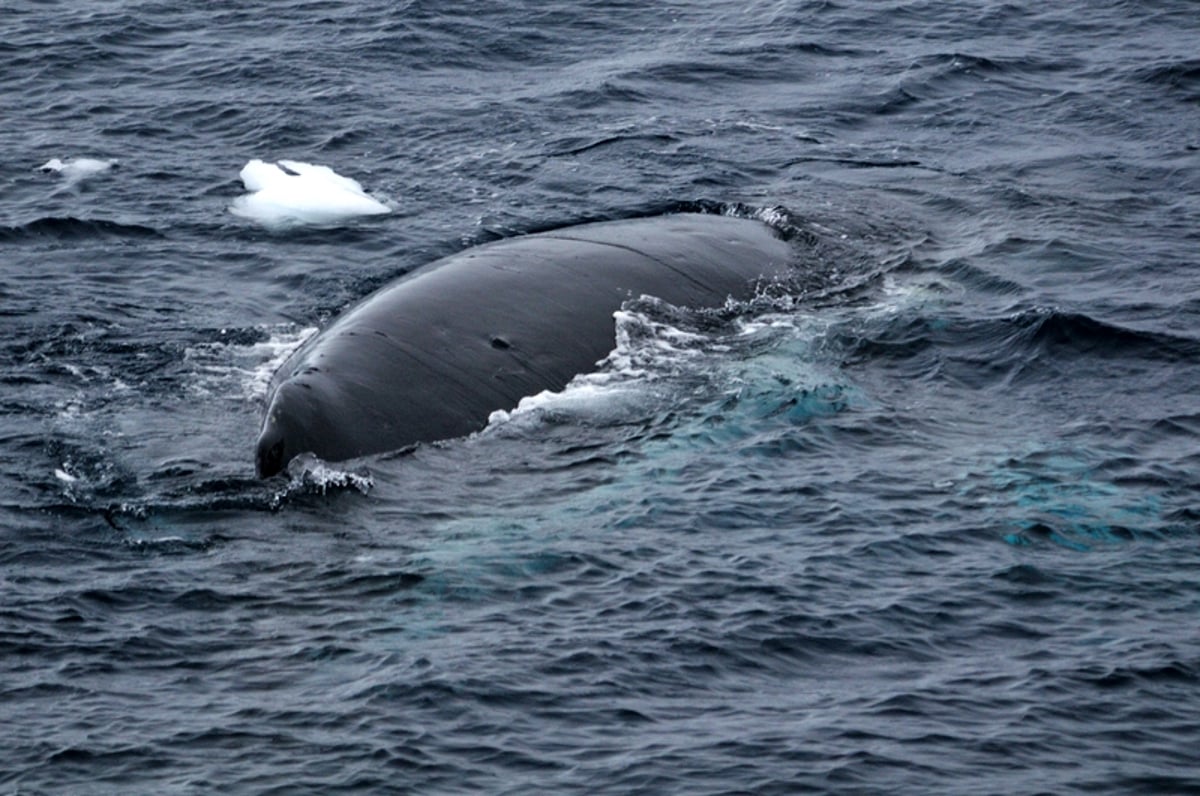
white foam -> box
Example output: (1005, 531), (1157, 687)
(859, 273), (962, 320)
(243, 325), (318, 399)
(481, 296), (849, 439)
(486, 380), (649, 431)
(182, 324), (316, 401)
(38, 157), (117, 184)
(484, 304), (707, 433)
(229, 159), (391, 228)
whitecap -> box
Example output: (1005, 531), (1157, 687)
(229, 158), (391, 228)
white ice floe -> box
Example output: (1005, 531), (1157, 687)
(229, 158), (392, 228)
(38, 157), (117, 184)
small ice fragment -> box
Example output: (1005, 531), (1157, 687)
(38, 157), (118, 184)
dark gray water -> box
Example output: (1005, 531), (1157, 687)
(2, 1), (1199, 793)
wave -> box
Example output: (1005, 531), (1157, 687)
(1135, 57), (1200, 99)
(0, 216), (161, 243)
(845, 306), (1200, 384)
(1022, 309), (1200, 361)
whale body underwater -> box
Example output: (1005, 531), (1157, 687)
(255, 213), (795, 477)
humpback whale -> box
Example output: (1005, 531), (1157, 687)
(255, 213), (793, 477)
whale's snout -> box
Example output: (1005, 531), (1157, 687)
(256, 421), (288, 479)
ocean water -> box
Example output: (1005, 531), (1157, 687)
(3, 1), (1199, 793)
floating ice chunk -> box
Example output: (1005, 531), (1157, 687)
(277, 159), (371, 195)
(38, 157), (117, 184)
(230, 158), (391, 228)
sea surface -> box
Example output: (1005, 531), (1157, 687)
(3, 1), (1199, 793)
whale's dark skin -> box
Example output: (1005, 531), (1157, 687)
(255, 213), (793, 477)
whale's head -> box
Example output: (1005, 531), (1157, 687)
(255, 379), (332, 478)
(255, 417), (290, 479)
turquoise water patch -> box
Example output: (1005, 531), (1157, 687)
(990, 450), (1164, 550)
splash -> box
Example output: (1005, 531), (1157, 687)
(283, 453), (374, 495)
